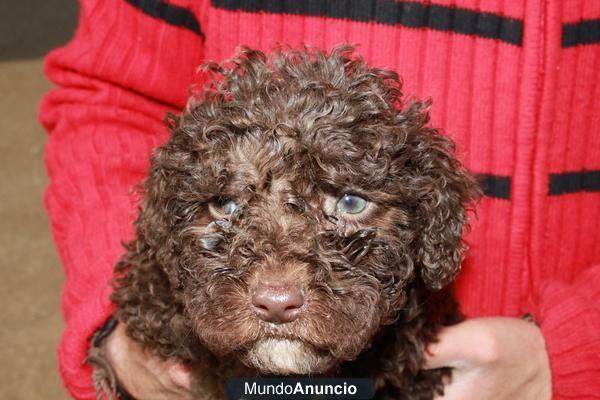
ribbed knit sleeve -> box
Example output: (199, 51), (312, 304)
(39, 0), (205, 397)
(531, 266), (600, 399)
(526, 3), (600, 397)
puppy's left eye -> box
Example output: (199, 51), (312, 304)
(209, 197), (238, 218)
(336, 194), (368, 214)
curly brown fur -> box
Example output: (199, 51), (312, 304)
(110, 45), (480, 399)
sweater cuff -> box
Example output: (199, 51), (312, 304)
(58, 283), (114, 400)
(531, 268), (600, 399)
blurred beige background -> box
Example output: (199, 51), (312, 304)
(0, 1), (78, 398)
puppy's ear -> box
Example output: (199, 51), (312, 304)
(399, 102), (480, 290)
(110, 140), (202, 361)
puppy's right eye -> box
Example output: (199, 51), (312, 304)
(208, 197), (238, 218)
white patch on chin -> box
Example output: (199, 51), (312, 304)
(247, 339), (329, 375)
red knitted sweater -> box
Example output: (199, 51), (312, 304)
(40, 1), (600, 398)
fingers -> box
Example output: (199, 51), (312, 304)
(104, 321), (195, 399)
(423, 324), (468, 370)
(423, 319), (499, 370)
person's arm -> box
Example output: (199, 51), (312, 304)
(40, 0), (204, 397)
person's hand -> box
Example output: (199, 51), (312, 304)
(425, 317), (552, 400)
(104, 322), (195, 400)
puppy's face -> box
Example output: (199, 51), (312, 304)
(136, 48), (477, 374)
(179, 130), (416, 374)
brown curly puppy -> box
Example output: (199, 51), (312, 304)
(110, 46), (479, 399)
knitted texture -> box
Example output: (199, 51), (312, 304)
(39, 0), (600, 398)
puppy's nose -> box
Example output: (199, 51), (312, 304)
(251, 282), (304, 324)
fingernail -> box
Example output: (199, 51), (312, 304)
(169, 365), (192, 390)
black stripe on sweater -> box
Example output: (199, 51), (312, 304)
(477, 174), (511, 199)
(125, 0), (204, 39)
(211, 0), (523, 46)
(549, 170), (600, 195)
(562, 19), (600, 47)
